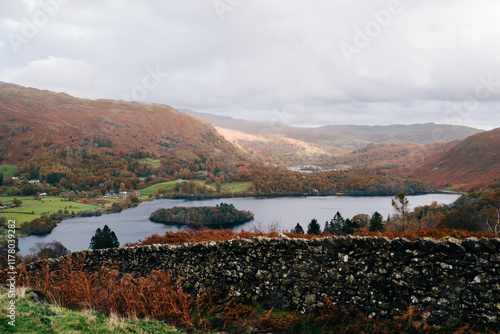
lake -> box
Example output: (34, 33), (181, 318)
(18, 193), (461, 255)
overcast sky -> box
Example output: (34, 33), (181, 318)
(1, 0), (500, 130)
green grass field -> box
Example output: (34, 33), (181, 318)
(141, 158), (161, 168)
(221, 181), (253, 193)
(0, 164), (18, 178)
(139, 180), (253, 199)
(138, 181), (182, 198)
(0, 197), (102, 226)
(0, 288), (180, 334)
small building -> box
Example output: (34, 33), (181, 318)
(119, 191), (141, 199)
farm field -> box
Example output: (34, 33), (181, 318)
(221, 181), (252, 193)
(0, 197), (103, 227)
(138, 181), (184, 198)
(139, 180), (253, 199)
(0, 164), (18, 178)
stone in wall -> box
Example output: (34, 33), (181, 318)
(25, 235), (500, 329)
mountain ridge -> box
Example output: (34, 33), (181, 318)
(181, 109), (483, 145)
(409, 128), (500, 190)
(0, 82), (237, 164)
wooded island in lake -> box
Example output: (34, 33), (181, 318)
(149, 203), (254, 227)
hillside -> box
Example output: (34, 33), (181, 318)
(406, 128), (500, 190)
(0, 82), (237, 164)
(337, 141), (452, 170)
(182, 109), (482, 166)
(317, 123), (481, 144)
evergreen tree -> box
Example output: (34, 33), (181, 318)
(329, 211), (345, 234)
(291, 222), (304, 234)
(342, 218), (361, 234)
(89, 225), (119, 250)
(0, 172), (3, 186)
(306, 219), (321, 235)
(369, 211), (384, 232)
(323, 221), (331, 234)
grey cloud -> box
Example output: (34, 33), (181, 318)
(0, 0), (499, 130)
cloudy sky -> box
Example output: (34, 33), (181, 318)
(1, 0), (500, 129)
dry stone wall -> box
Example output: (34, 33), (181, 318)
(28, 235), (500, 328)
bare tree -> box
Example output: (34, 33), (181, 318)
(392, 191), (409, 231)
(485, 207), (500, 234)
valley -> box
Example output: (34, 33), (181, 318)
(0, 83), (499, 241)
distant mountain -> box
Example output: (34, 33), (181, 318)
(182, 109), (482, 145)
(337, 141), (453, 170)
(317, 123), (482, 144)
(182, 109), (483, 166)
(409, 128), (500, 190)
(0, 82), (237, 164)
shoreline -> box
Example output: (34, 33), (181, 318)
(16, 190), (463, 239)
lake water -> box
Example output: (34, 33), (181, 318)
(18, 193), (461, 255)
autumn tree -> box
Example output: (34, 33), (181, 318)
(28, 240), (70, 260)
(12, 197), (23, 207)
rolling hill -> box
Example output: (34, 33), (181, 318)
(408, 128), (500, 190)
(0, 82), (237, 164)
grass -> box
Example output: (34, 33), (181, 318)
(221, 182), (252, 193)
(139, 181), (253, 199)
(0, 165), (18, 179)
(0, 197), (103, 233)
(1, 187), (12, 196)
(141, 158), (161, 168)
(0, 287), (180, 333)
(138, 181), (182, 198)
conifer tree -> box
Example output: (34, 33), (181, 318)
(369, 211), (384, 232)
(324, 221), (331, 234)
(307, 219), (321, 235)
(342, 218), (361, 234)
(291, 222), (305, 234)
(89, 225), (119, 250)
(330, 211), (345, 234)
